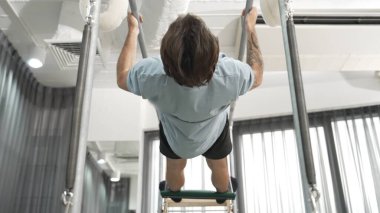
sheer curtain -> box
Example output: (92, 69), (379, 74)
(0, 30), (75, 213)
(234, 120), (335, 213)
(331, 107), (380, 212)
(239, 130), (305, 212)
(233, 106), (380, 213)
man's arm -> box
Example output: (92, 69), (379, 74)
(117, 13), (139, 91)
(245, 7), (264, 90)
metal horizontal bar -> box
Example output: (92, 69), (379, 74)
(164, 211), (228, 212)
(161, 190), (236, 200)
(257, 15), (380, 25)
(165, 198), (231, 207)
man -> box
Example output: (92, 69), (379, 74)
(117, 7), (263, 203)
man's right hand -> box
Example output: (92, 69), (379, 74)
(243, 7), (258, 32)
(117, 12), (141, 91)
(243, 6), (263, 90)
(127, 12), (140, 34)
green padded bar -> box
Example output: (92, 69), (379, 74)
(160, 190), (236, 200)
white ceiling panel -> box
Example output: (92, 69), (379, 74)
(1, 0), (380, 87)
(292, 0), (380, 9)
(10, 1), (62, 40)
(294, 26), (380, 55)
(0, 5), (10, 31)
(341, 55), (380, 71)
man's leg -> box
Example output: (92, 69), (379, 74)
(166, 157), (187, 191)
(206, 157), (229, 192)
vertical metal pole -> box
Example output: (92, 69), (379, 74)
(62, 0), (101, 212)
(127, 1), (151, 211)
(140, 134), (153, 213)
(277, 0), (318, 212)
(231, 1), (253, 212)
(238, 0), (254, 61)
(233, 132), (247, 213)
(229, 0), (253, 125)
(129, 0), (148, 58)
(323, 117), (348, 213)
(158, 150), (164, 212)
(65, 20), (90, 193)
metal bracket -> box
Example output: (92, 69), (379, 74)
(310, 185), (321, 212)
(85, 0), (97, 24)
(62, 190), (74, 206)
(285, 0), (294, 21)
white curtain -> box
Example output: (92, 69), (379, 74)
(233, 106), (380, 213)
(332, 112), (380, 212)
(238, 127), (335, 213)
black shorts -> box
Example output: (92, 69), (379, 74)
(159, 118), (232, 160)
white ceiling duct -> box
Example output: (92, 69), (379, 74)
(260, 0), (280, 27)
(140, 0), (191, 49)
(79, 0), (129, 32)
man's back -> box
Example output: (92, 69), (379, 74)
(127, 54), (253, 158)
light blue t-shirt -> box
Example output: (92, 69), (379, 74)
(127, 53), (254, 158)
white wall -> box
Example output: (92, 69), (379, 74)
(234, 71), (380, 120)
(88, 88), (142, 141)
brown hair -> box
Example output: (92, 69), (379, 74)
(160, 14), (219, 87)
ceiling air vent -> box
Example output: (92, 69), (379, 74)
(48, 42), (101, 71)
(51, 42), (100, 56)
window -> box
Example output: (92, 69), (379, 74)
(332, 116), (380, 212)
(140, 106), (380, 213)
(239, 127), (335, 213)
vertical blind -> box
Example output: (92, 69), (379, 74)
(0, 30), (75, 213)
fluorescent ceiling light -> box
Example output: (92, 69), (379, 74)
(27, 46), (46, 69)
(27, 58), (44, 68)
(110, 170), (121, 182)
(97, 152), (106, 164)
(97, 158), (106, 164)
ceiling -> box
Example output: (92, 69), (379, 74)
(0, 0), (379, 87)
(87, 141), (139, 178)
(1, 0), (379, 177)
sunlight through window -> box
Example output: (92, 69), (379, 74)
(332, 116), (380, 213)
(240, 126), (336, 213)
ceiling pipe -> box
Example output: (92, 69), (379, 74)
(79, 0), (129, 32)
(140, 0), (191, 49)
